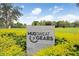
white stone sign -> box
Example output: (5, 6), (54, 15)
(27, 26), (55, 55)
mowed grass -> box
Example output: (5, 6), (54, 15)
(55, 28), (79, 43)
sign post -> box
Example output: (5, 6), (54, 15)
(27, 26), (55, 55)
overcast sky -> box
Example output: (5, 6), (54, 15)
(14, 3), (79, 25)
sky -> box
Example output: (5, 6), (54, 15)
(14, 3), (79, 25)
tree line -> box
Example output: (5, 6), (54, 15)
(0, 3), (79, 28)
(32, 20), (79, 28)
(0, 20), (26, 28)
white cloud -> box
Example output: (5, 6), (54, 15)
(57, 14), (79, 22)
(53, 6), (64, 14)
(54, 6), (64, 11)
(24, 16), (38, 25)
(36, 15), (54, 21)
(18, 15), (38, 25)
(26, 15), (54, 22)
(54, 6), (58, 9)
(48, 6), (64, 14)
(21, 5), (24, 8)
(22, 15), (54, 25)
(32, 8), (42, 15)
(26, 16), (37, 19)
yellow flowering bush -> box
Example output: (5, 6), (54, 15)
(35, 28), (79, 56)
(0, 36), (25, 56)
(0, 28), (26, 56)
(0, 28), (79, 56)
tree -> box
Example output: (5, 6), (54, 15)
(12, 22), (26, 28)
(32, 21), (39, 26)
(64, 21), (69, 27)
(45, 21), (53, 26)
(56, 21), (70, 28)
(0, 3), (23, 28)
(73, 21), (79, 27)
(56, 21), (64, 27)
(0, 19), (5, 28)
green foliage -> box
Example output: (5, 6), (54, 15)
(12, 22), (26, 28)
(35, 28), (79, 56)
(0, 36), (25, 56)
(0, 28), (79, 56)
(32, 21), (40, 26)
(32, 20), (79, 27)
(35, 44), (71, 56)
(0, 28), (26, 56)
(0, 3), (23, 28)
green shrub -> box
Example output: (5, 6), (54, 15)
(0, 36), (25, 56)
